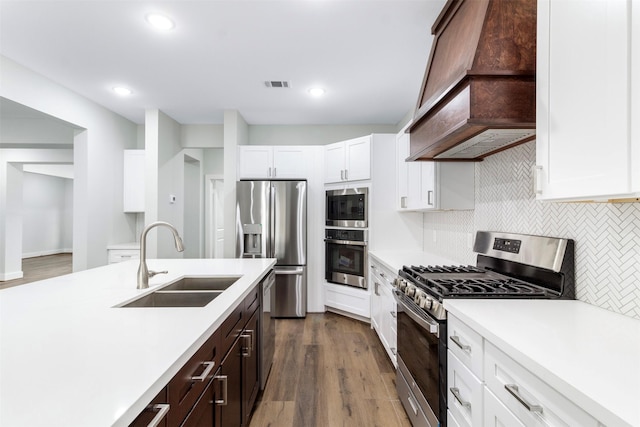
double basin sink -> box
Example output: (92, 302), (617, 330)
(119, 276), (241, 308)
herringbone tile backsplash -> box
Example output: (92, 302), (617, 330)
(422, 141), (640, 320)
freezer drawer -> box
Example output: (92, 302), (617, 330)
(272, 266), (306, 318)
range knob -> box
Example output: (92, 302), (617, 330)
(394, 278), (406, 291)
(405, 284), (417, 297)
(420, 294), (434, 310)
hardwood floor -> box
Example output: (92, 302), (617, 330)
(250, 312), (411, 427)
(0, 253), (72, 290)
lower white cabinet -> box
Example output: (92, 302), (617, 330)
(448, 314), (602, 427)
(107, 247), (140, 264)
(324, 282), (370, 319)
(369, 257), (397, 367)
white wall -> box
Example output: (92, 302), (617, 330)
(22, 172), (72, 257)
(248, 124), (398, 146)
(0, 56), (138, 272)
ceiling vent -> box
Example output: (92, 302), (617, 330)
(408, 0), (537, 161)
(264, 81), (291, 88)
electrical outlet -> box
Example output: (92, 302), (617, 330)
(169, 195), (176, 204)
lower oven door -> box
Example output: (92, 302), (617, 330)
(394, 290), (447, 427)
(324, 239), (367, 289)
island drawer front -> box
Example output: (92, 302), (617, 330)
(168, 328), (221, 426)
(484, 387), (525, 427)
(484, 342), (600, 427)
(129, 387), (168, 427)
(448, 314), (483, 379)
(244, 284), (260, 315)
(221, 301), (245, 354)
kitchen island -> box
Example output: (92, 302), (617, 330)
(0, 258), (275, 427)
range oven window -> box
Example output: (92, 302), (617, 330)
(326, 188), (368, 228)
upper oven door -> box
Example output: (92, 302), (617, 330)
(325, 188), (368, 228)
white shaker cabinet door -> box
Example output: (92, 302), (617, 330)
(238, 146), (274, 179)
(344, 136), (371, 182)
(324, 142), (346, 183)
(536, 0), (633, 201)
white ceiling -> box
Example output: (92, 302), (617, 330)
(0, 0), (445, 126)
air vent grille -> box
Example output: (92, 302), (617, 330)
(264, 81), (291, 88)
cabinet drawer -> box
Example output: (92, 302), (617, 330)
(129, 388), (169, 427)
(221, 301), (244, 355)
(484, 342), (600, 427)
(168, 328), (221, 426)
(243, 284), (260, 318)
(108, 249), (139, 264)
(447, 351), (483, 427)
(447, 409), (463, 427)
(484, 387), (525, 427)
(448, 315), (483, 379)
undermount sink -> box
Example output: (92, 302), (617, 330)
(160, 276), (241, 291)
(120, 290), (223, 308)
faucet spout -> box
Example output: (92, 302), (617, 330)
(137, 221), (185, 289)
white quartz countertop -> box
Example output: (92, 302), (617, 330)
(0, 258), (275, 427)
(369, 250), (459, 273)
(444, 299), (640, 427)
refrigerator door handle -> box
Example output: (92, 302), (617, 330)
(270, 184), (276, 257)
(274, 267), (305, 275)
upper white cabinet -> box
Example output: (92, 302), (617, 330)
(324, 135), (371, 183)
(238, 146), (311, 179)
(123, 149), (145, 213)
(536, 0), (640, 201)
(396, 132), (474, 211)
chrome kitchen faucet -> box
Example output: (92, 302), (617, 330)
(137, 221), (184, 289)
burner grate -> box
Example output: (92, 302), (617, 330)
(430, 278), (547, 297)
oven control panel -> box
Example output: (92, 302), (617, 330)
(493, 238), (521, 254)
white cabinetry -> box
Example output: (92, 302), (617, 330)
(536, 0), (640, 201)
(324, 282), (370, 319)
(369, 257), (397, 367)
(396, 132), (474, 211)
(107, 244), (140, 264)
(123, 150), (145, 213)
(447, 314), (601, 427)
(324, 135), (371, 183)
(238, 146), (310, 179)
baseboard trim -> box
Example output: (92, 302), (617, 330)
(0, 271), (24, 281)
(22, 249), (72, 259)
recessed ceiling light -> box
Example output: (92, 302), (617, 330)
(112, 86), (133, 96)
(146, 13), (175, 31)
(308, 87), (325, 97)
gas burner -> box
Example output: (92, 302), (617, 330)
(403, 265), (484, 274)
(430, 278), (548, 297)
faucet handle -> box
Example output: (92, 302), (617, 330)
(148, 270), (168, 278)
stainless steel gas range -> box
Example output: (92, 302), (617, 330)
(393, 231), (575, 427)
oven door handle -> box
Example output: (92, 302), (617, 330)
(324, 239), (367, 246)
(393, 290), (439, 336)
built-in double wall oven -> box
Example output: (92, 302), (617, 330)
(324, 187), (368, 290)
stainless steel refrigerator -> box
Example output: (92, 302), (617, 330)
(236, 180), (307, 317)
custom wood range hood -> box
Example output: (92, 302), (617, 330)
(408, 0), (537, 161)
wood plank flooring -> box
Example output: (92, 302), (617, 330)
(250, 313), (411, 427)
(0, 253), (72, 290)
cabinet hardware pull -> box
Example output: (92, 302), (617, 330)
(390, 347), (396, 355)
(450, 387), (471, 410)
(147, 403), (170, 427)
(450, 335), (471, 352)
(273, 167), (276, 177)
(390, 311), (397, 319)
(241, 330), (254, 357)
(214, 375), (228, 405)
(268, 167), (272, 177)
(505, 384), (543, 413)
(406, 394), (419, 415)
(533, 165), (543, 194)
(340, 170), (344, 180)
(401, 196), (407, 208)
(344, 169), (348, 180)
(191, 361), (215, 382)
(374, 281), (379, 296)
(427, 190), (434, 205)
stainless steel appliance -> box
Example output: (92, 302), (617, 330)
(236, 180), (307, 318)
(260, 270), (275, 390)
(393, 231), (575, 427)
(324, 228), (367, 289)
(325, 187), (368, 228)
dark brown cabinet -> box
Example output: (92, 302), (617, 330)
(129, 278), (265, 427)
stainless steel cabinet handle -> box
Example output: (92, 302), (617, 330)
(450, 387), (471, 410)
(406, 394), (419, 416)
(340, 170), (344, 180)
(400, 196), (407, 208)
(450, 335), (471, 352)
(505, 384), (543, 413)
(390, 347), (396, 355)
(344, 169), (348, 180)
(390, 311), (397, 319)
(533, 165), (543, 194)
(273, 167), (277, 177)
(379, 272), (385, 278)
(147, 404), (170, 427)
(427, 190), (434, 205)
(374, 281), (380, 296)
(214, 375), (228, 405)
(191, 361), (215, 382)
(241, 330), (254, 357)
(268, 167), (272, 177)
